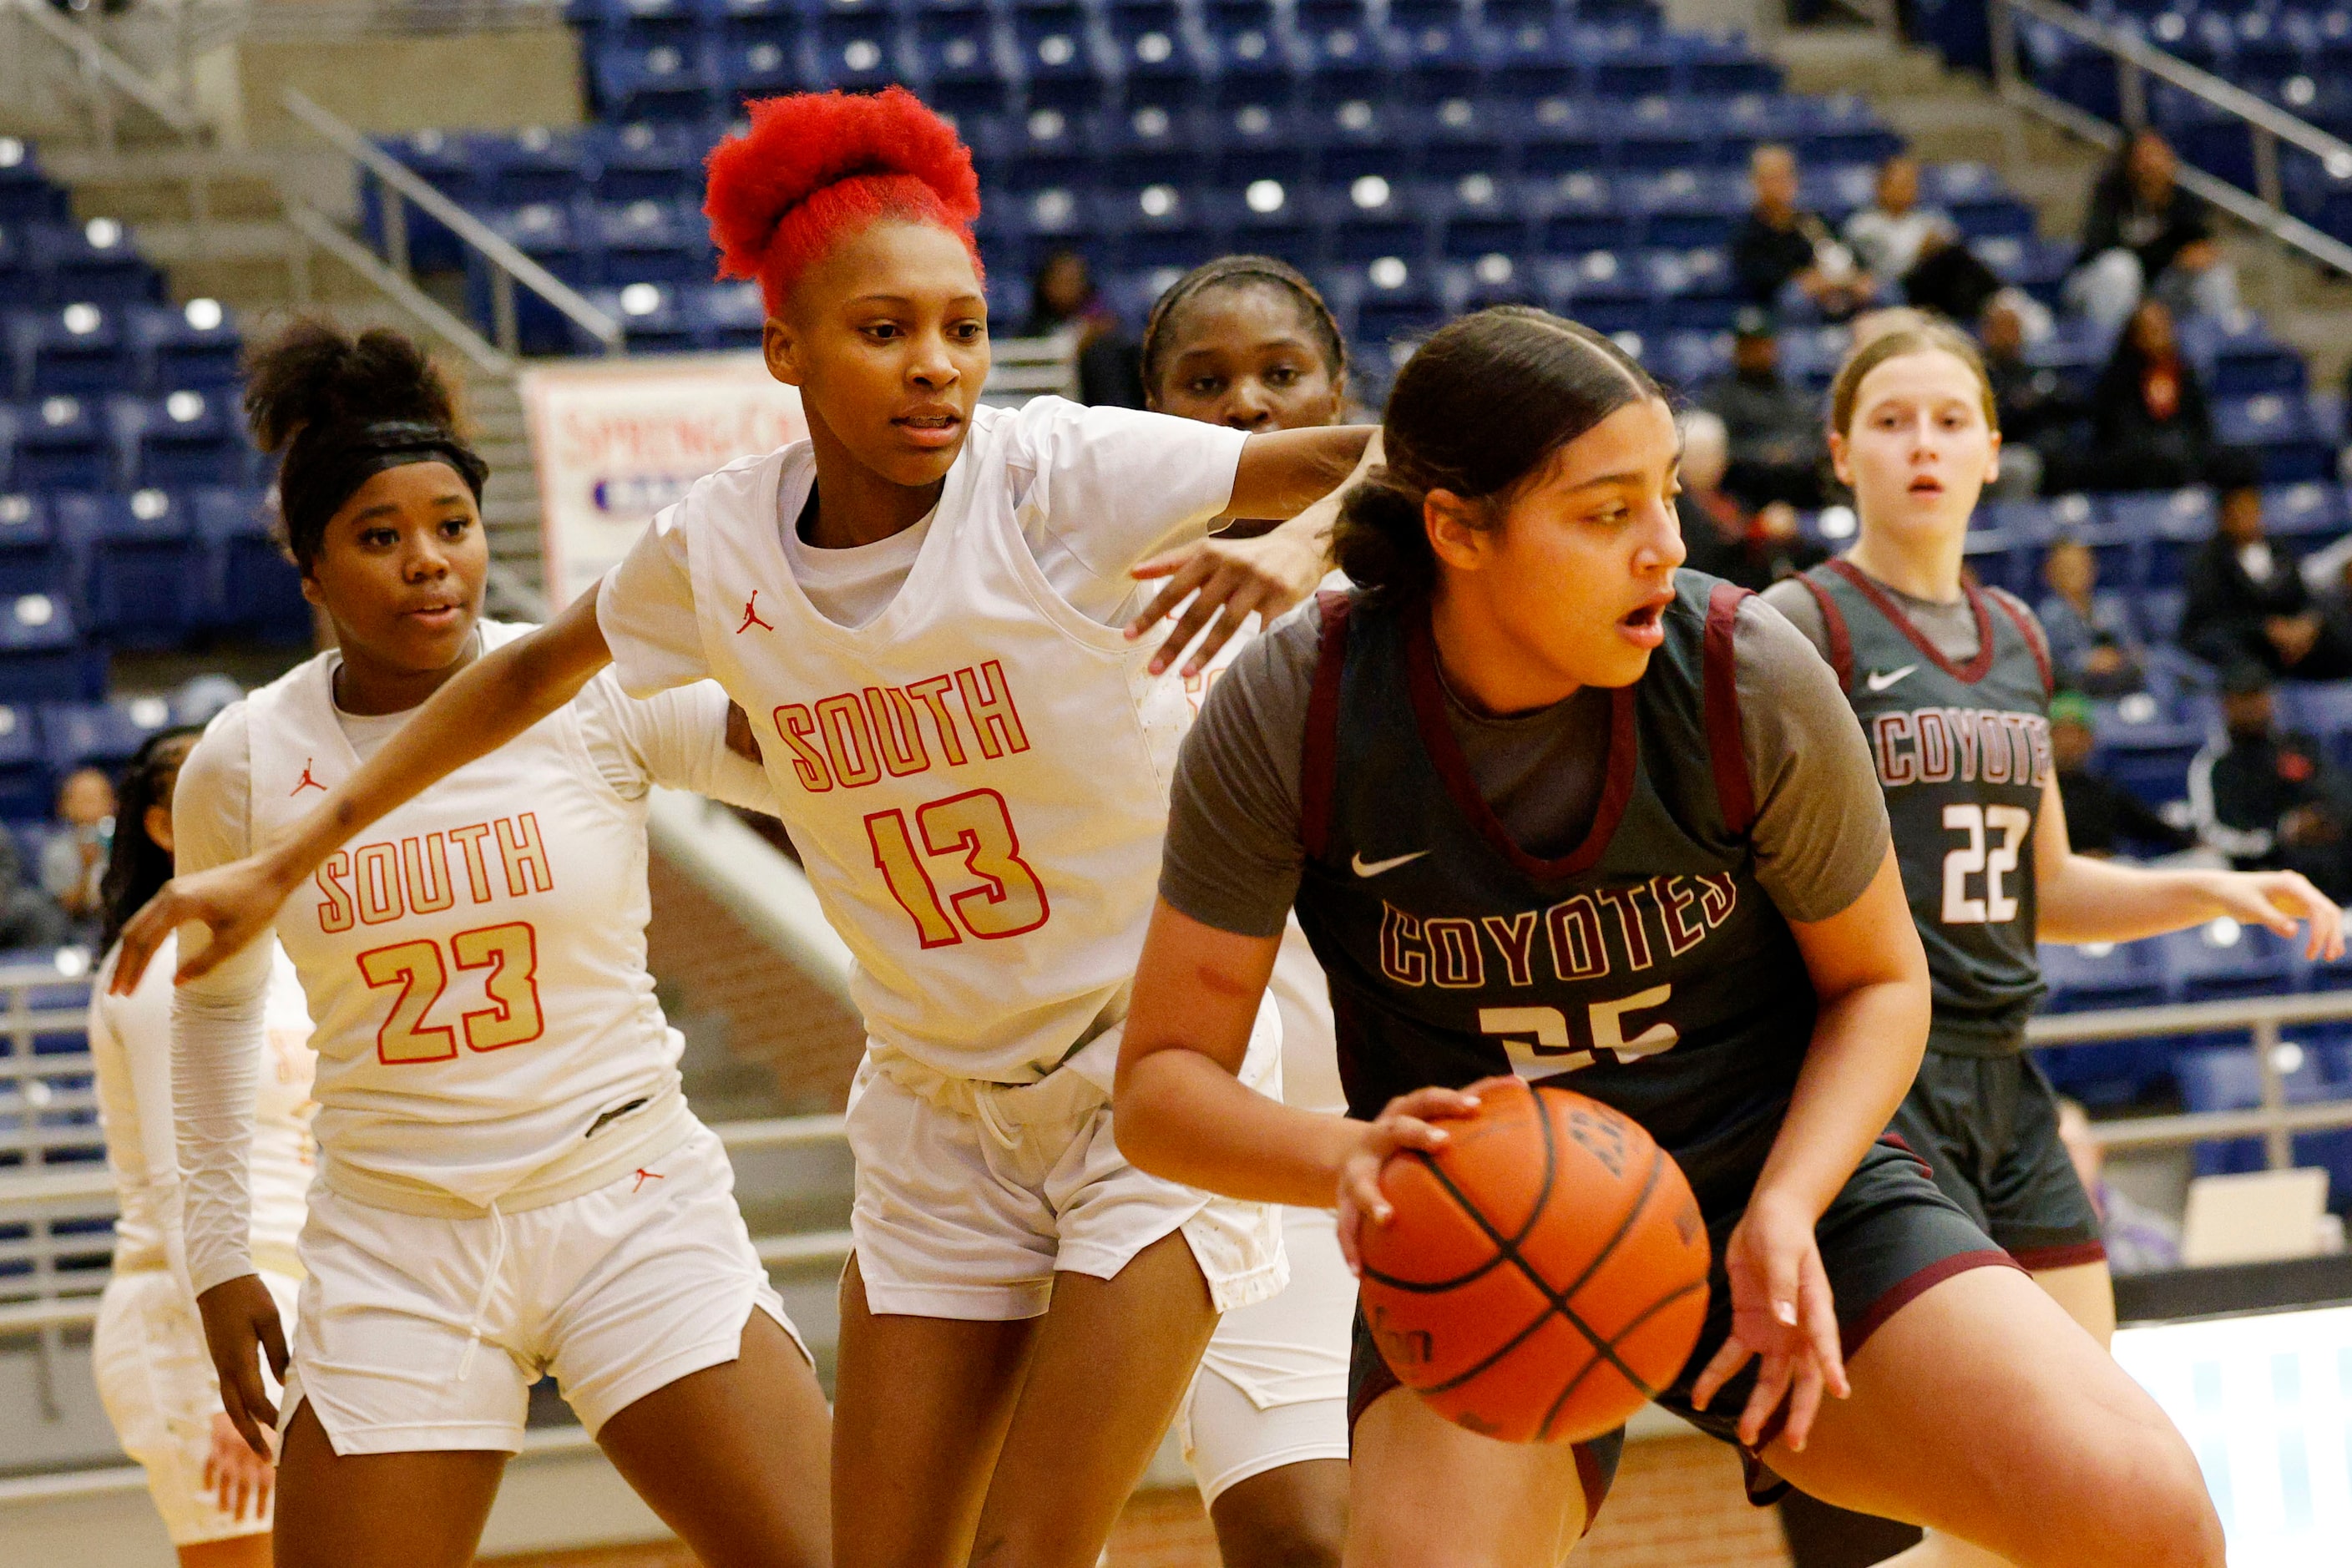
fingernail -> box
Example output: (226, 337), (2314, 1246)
(1428, 1128), (1447, 1142)
(1373, 1204), (1392, 1223)
(1774, 1301), (1797, 1326)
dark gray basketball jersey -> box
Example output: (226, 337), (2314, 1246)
(1792, 561), (2053, 1056)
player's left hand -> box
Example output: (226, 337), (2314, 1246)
(1334, 1083), (1491, 1276)
(202, 1409), (274, 1520)
(1125, 527), (1326, 679)
(2202, 868), (2345, 961)
(1689, 1190), (1849, 1453)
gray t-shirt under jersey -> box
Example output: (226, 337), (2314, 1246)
(1162, 592), (1894, 939)
(1760, 570), (2051, 673)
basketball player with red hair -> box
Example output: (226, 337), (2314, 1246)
(119, 88), (1375, 1568)
(1114, 309), (2224, 1567)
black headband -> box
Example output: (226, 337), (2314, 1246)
(277, 418), (491, 564)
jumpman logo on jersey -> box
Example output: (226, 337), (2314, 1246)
(737, 590), (774, 635)
(291, 760), (326, 795)
(631, 1168), (665, 1193)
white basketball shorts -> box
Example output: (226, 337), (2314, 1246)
(94, 1266), (301, 1545)
(846, 1016), (1287, 1322)
(280, 1121), (805, 1454)
(1180, 1204), (1356, 1505)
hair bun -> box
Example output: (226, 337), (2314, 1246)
(706, 87), (981, 301)
(1332, 470), (1434, 596)
(240, 319), (456, 456)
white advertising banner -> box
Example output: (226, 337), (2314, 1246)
(521, 352), (807, 608)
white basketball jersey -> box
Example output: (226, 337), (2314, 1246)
(685, 413), (1196, 1085)
(94, 934), (316, 1274)
(240, 622), (688, 1213)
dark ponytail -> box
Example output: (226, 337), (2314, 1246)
(241, 320), (488, 569)
(98, 726), (203, 954)
(1334, 307), (1658, 598)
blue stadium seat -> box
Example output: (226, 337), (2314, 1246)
(26, 219), (154, 306)
(2040, 938), (2167, 1014)
(0, 139), (68, 225)
(8, 304), (136, 399)
(1518, 97), (1613, 179)
(1317, 174), (1431, 264)
(910, 15), (1009, 112)
(2136, 586), (2187, 645)
(114, 390), (249, 490)
(0, 592), (100, 703)
(592, 121), (705, 204)
(476, 127), (597, 210)
(0, 704), (48, 822)
(124, 300), (241, 392)
(1092, 183), (1217, 271)
(593, 39), (723, 120)
(2260, 479), (2347, 540)
(1411, 95), (1515, 181)
(594, 198), (714, 285)
(6, 397), (114, 492)
(2217, 393), (2334, 483)
(368, 130), (477, 275)
(2176, 1041), (2352, 1209)
(588, 281), (700, 352)
(190, 488), (308, 645)
(38, 697), (175, 776)
(466, 205), (596, 356)
(2093, 710), (2205, 806)
(1429, 171), (1532, 260)
(716, 0), (802, 51)
(1324, 255), (1449, 346)
(54, 489), (202, 647)
(0, 494), (64, 600)
(2158, 918), (2299, 1002)
(1534, 170), (1629, 254)
(1097, 104), (1197, 189)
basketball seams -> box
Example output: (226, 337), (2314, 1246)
(1359, 1087), (1563, 1294)
(1533, 1277), (1708, 1442)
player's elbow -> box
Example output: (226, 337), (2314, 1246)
(1110, 1051), (1186, 1181)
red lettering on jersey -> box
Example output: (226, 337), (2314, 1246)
(1595, 884), (1657, 971)
(1873, 711), (1917, 787)
(1379, 903), (1429, 988)
(356, 843), (402, 925)
(1914, 711), (1955, 782)
(1653, 876), (1707, 958)
(816, 692), (882, 788)
(1545, 896), (1609, 981)
(1695, 873), (1737, 928)
(903, 675), (969, 767)
(954, 661), (1030, 759)
(402, 833), (454, 914)
(1425, 918), (1484, 989)
(496, 813), (554, 898)
(448, 823), (496, 903)
(316, 851), (356, 934)
(1479, 911), (1540, 988)
(865, 686), (930, 777)
(771, 704), (832, 792)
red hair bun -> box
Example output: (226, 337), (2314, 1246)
(706, 87), (984, 315)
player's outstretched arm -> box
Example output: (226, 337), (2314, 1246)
(2032, 771), (2347, 957)
(1126, 427), (1378, 676)
(1692, 851), (1930, 1454)
(112, 589), (614, 994)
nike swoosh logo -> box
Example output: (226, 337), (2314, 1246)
(1865, 665), (1919, 692)
(1351, 849), (1430, 878)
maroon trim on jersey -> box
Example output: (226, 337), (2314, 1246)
(1702, 582), (1757, 837)
(2008, 1239), (2108, 1272)
(1841, 1248), (2022, 1360)
(1793, 570), (1854, 691)
(1572, 1440), (1614, 1536)
(1405, 606), (1637, 880)
(1300, 589), (1354, 862)
(1986, 588), (2054, 697)
(1826, 558), (1997, 685)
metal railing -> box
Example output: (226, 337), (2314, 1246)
(5, 0), (208, 150)
(1990, 0), (2352, 281)
(278, 87), (625, 358)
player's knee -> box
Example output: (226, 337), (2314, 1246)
(2056, 1435), (2223, 1568)
(1217, 1512), (1346, 1568)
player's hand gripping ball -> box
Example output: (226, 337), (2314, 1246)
(1357, 1080), (1711, 1444)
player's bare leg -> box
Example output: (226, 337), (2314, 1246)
(595, 1312), (832, 1568)
(965, 1230), (1220, 1567)
(1765, 1267), (2218, 1568)
(832, 1253), (1041, 1568)
(1864, 1257), (2122, 1568)
(176, 1537), (272, 1567)
(1344, 1387), (1590, 1568)
(1211, 1459), (1349, 1568)
(268, 1402), (508, 1568)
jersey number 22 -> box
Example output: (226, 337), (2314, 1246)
(1941, 803), (2032, 925)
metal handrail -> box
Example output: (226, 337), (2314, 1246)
(1989, 0), (2352, 281)
(6, 0), (205, 144)
(278, 87), (623, 357)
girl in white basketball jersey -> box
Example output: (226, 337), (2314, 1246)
(118, 92), (1375, 1568)
(1142, 255), (1357, 1568)
(154, 323), (831, 1568)
(91, 727), (316, 1565)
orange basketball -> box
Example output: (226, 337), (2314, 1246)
(1357, 1079), (1712, 1444)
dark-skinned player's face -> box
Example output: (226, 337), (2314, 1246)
(761, 220), (990, 490)
(301, 460), (487, 675)
(1148, 284), (1344, 432)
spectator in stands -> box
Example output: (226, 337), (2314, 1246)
(43, 766), (114, 934)
(1675, 409), (1824, 590)
(1845, 155), (1956, 281)
(2039, 535), (2146, 695)
(1899, 230), (2006, 329)
(0, 824), (69, 951)
(1023, 247), (1143, 407)
(1978, 294), (2074, 498)
(2067, 127), (2242, 331)
(2079, 298), (2216, 493)
(2056, 1097), (2183, 1275)
(2051, 693), (2192, 857)
(1733, 144), (1875, 320)
(2187, 664), (2352, 899)
(2182, 480), (2352, 679)
(1695, 307), (1828, 508)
